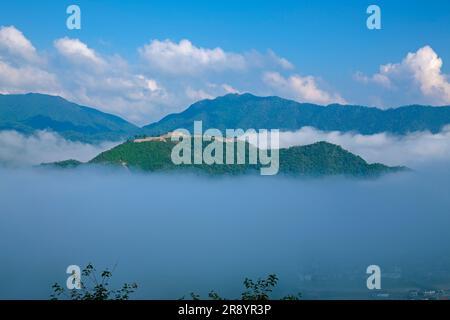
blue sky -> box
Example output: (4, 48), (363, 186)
(1, 0), (450, 124)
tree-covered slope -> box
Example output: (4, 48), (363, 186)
(40, 159), (83, 168)
(143, 93), (450, 135)
(278, 142), (398, 176)
(79, 139), (404, 177)
(0, 93), (139, 142)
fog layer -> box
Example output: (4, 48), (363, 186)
(0, 130), (119, 166)
(1, 167), (450, 299)
(246, 125), (450, 168)
(4, 126), (450, 169)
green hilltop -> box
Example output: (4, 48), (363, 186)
(44, 138), (406, 177)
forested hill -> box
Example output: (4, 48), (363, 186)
(45, 139), (406, 177)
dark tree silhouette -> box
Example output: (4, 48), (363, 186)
(184, 274), (302, 300)
(50, 263), (137, 300)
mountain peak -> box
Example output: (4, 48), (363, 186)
(0, 93), (139, 142)
(143, 93), (450, 136)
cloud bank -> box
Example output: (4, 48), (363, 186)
(0, 130), (118, 166)
(245, 126), (450, 168)
(2, 125), (450, 169)
(2, 167), (450, 298)
(0, 127), (437, 170)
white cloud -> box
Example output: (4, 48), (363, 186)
(184, 83), (244, 104)
(139, 39), (247, 75)
(185, 87), (214, 101)
(51, 37), (172, 124)
(267, 49), (294, 70)
(248, 126), (450, 168)
(354, 71), (392, 88)
(356, 46), (450, 105)
(0, 130), (119, 166)
(59, 72), (170, 125)
(405, 46), (450, 104)
(54, 37), (106, 67)
(0, 26), (39, 63)
(221, 83), (240, 94)
(263, 71), (347, 105)
(138, 39), (295, 77)
(0, 61), (59, 95)
(139, 76), (161, 92)
(0, 26), (59, 95)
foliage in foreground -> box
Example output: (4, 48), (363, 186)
(50, 263), (138, 300)
(183, 274), (302, 301)
(51, 264), (300, 300)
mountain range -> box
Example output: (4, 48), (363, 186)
(1, 93), (450, 143)
(143, 93), (450, 136)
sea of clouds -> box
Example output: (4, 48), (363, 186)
(1, 166), (450, 299)
(1, 128), (450, 299)
(244, 125), (450, 168)
(0, 130), (119, 166)
(2, 127), (450, 169)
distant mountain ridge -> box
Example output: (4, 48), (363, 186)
(143, 93), (450, 136)
(0, 93), (139, 142)
(2, 93), (450, 144)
